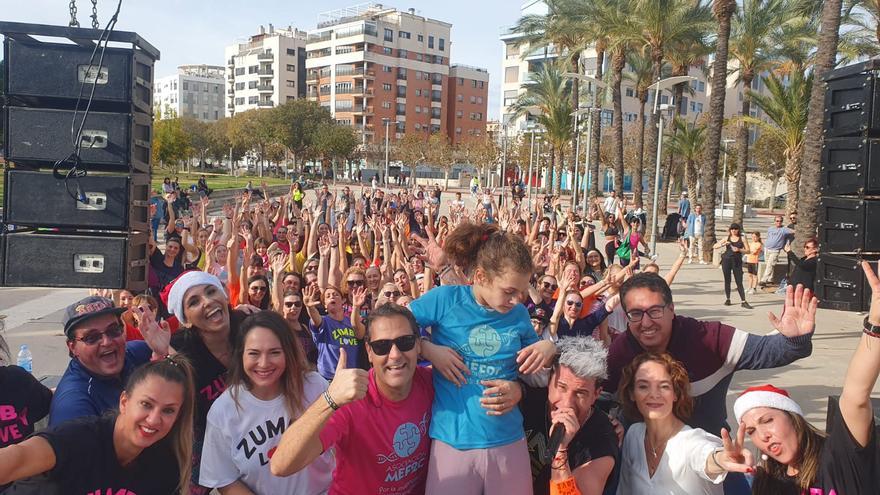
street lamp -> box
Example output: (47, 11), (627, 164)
(720, 138), (735, 219)
(649, 75), (697, 255)
(383, 118), (400, 185)
(525, 125), (543, 212)
(566, 73), (606, 210)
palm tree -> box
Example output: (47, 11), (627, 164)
(743, 72), (812, 218)
(699, 0), (737, 259)
(509, 63), (574, 194)
(845, 0), (880, 55)
(728, 0), (788, 226)
(795, 0), (843, 255)
(665, 117), (707, 201)
(623, 49), (655, 208)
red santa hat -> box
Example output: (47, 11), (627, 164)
(734, 384), (803, 424)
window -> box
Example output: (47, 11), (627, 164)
(600, 109), (613, 127)
(428, 35), (434, 49)
(456, 127), (462, 134)
(399, 31), (411, 39)
(477, 97), (483, 104)
(248, 96), (258, 104)
(458, 78), (464, 86)
(248, 65), (259, 74)
(203, 83), (208, 92)
(397, 85), (407, 97)
(286, 80), (295, 87)
(384, 28), (393, 41)
(287, 48), (296, 55)
(503, 90), (518, 107)
(286, 64), (296, 72)
(456, 110), (463, 117)
(415, 53), (423, 61)
(439, 38), (445, 51)
(213, 85), (220, 93)
(382, 101), (392, 109)
(183, 82), (189, 90)
(382, 83), (392, 91)
(696, 102), (703, 112)
(479, 81), (485, 89)
(399, 49), (408, 58)
(415, 89), (422, 96)
(383, 65), (393, 73)
(383, 47), (393, 55)
(203, 112), (208, 119)
(248, 81), (258, 89)
(214, 110), (219, 119)
(625, 87), (634, 97)
(457, 94), (464, 102)
(505, 66), (518, 83)
(415, 106), (421, 114)
(235, 67), (245, 76)
(235, 82), (245, 90)
(396, 122), (405, 132)
(397, 68), (407, 80)
(396, 103), (406, 115)
(431, 108), (441, 118)
(472, 80), (477, 88)
(235, 97), (244, 105)
(434, 55), (443, 64)
(698, 81), (706, 92)
(418, 34), (424, 42)
(475, 112), (483, 121)
(470, 96), (477, 104)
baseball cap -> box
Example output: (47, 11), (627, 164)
(62, 296), (126, 339)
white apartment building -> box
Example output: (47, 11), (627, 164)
(154, 65), (226, 121)
(225, 24), (308, 116)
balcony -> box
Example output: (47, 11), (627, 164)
(258, 52), (273, 61)
(307, 31), (332, 43)
(257, 84), (274, 92)
(258, 69), (274, 76)
(227, 57), (234, 66)
(335, 105), (364, 113)
(320, 88), (331, 96)
(364, 106), (374, 116)
(336, 86), (366, 95)
(352, 69), (375, 79)
(306, 73), (320, 83)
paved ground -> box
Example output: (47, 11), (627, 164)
(1, 185), (873, 430)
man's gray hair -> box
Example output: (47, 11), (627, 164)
(557, 336), (608, 381)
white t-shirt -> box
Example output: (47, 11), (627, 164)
(694, 215), (705, 236)
(200, 372), (334, 495)
(606, 304), (628, 335)
(603, 196), (619, 214)
(617, 423), (725, 495)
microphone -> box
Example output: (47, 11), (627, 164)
(545, 423), (567, 463)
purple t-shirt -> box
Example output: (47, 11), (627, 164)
(310, 314), (360, 380)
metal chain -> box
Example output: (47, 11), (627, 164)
(90, 0), (98, 29)
(69, 0), (80, 27)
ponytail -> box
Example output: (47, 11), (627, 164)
(444, 223), (532, 278)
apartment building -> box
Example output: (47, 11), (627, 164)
(154, 65), (225, 121)
(225, 25), (308, 117)
(446, 64), (490, 144)
(305, 4), (488, 145)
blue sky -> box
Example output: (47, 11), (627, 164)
(6, 0), (522, 119)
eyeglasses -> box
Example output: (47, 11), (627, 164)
(542, 282), (558, 291)
(284, 300), (303, 308)
(74, 325), (125, 345)
(368, 334), (418, 355)
(579, 280), (593, 287)
(277, 230), (288, 235)
(565, 300), (583, 308)
(625, 304), (668, 323)
(347, 279), (365, 287)
(250, 286), (268, 293)
(383, 290), (402, 298)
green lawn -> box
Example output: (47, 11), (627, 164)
(150, 172), (292, 194)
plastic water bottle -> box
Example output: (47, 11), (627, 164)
(17, 345), (33, 374)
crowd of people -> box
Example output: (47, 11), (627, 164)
(0, 179), (878, 495)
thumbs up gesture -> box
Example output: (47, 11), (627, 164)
(326, 348), (369, 407)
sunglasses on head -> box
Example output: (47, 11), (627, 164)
(74, 325), (125, 345)
(284, 300), (303, 308)
(565, 300), (583, 308)
(368, 334), (418, 355)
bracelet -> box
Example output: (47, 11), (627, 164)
(710, 449), (724, 471)
(863, 316), (880, 337)
(323, 390), (340, 411)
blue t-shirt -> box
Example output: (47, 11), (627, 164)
(409, 285), (539, 450)
(765, 226), (794, 250)
(310, 314), (360, 381)
(49, 341), (152, 427)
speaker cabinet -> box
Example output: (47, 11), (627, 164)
(4, 106), (150, 172)
(818, 196), (880, 253)
(4, 38), (154, 114)
(0, 231), (148, 290)
(815, 253), (878, 312)
(824, 59), (880, 138)
(4, 169), (150, 231)
(821, 138), (880, 195)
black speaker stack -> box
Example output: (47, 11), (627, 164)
(0, 22), (159, 290)
(816, 59), (880, 312)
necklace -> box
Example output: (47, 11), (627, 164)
(644, 434), (669, 477)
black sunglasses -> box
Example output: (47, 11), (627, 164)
(383, 290), (402, 298)
(542, 282), (558, 291)
(368, 334), (418, 355)
(565, 300), (583, 308)
(250, 286), (268, 292)
(347, 279), (365, 287)
(74, 325), (125, 345)
(284, 300), (303, 308)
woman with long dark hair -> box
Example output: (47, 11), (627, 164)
(713, 223), (752, 309)
(0, 355), (196, 495)
(244, 275), (271, 310)
(200, 311), (332, 494)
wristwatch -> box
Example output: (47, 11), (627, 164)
(864, 316), (880, 336)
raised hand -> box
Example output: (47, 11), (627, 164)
(411, 234), (447, 270)
(318, 234), (332, 257)
(303, 284), (322, 307)
(768, 284), (819, 338)
(351, 286), (367, 308)
(714, 425), (755, 474)
(326, 348), (369, 406)
(136, 304), (171, 357)
(864, 261), (880, 325)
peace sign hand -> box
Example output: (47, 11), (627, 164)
(714, 425), (755, 474)
(136, 304), (172, 357)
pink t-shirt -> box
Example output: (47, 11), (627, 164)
(319, 366), (434, 495)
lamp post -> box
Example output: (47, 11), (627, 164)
(526, 127), (537, 212)
(720, 138), (735, 219)
(383, 118), (399, 185)
(500, 123), (508, 206)
(648, 75), (697, 255)
(565, 73), (606, 210)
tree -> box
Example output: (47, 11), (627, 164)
(665, 117), (706, 203)
(623, 49), (655, 208)
(395, 133), (428, 170)
(313, 123), (359, 179)
(743, 71), (812, 218)
(751, 132), (786, 212)
(180, 117), (211, 171)
(274, 100), (334, 169)
(227, 109), (281, 177)
(796, 0), (843, 256)
(700, 0), (738, 260)
(425, 134), (456, 190)
(509, 62), (574, 195)
(729, 0), (788, 225)
(461, 134), (500, 189)
(152, 107), (189, 171)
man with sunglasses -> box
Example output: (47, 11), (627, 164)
(49, 296), (171, 427)
(604, 273), (815, 492)
(272, 303), (524, 493)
